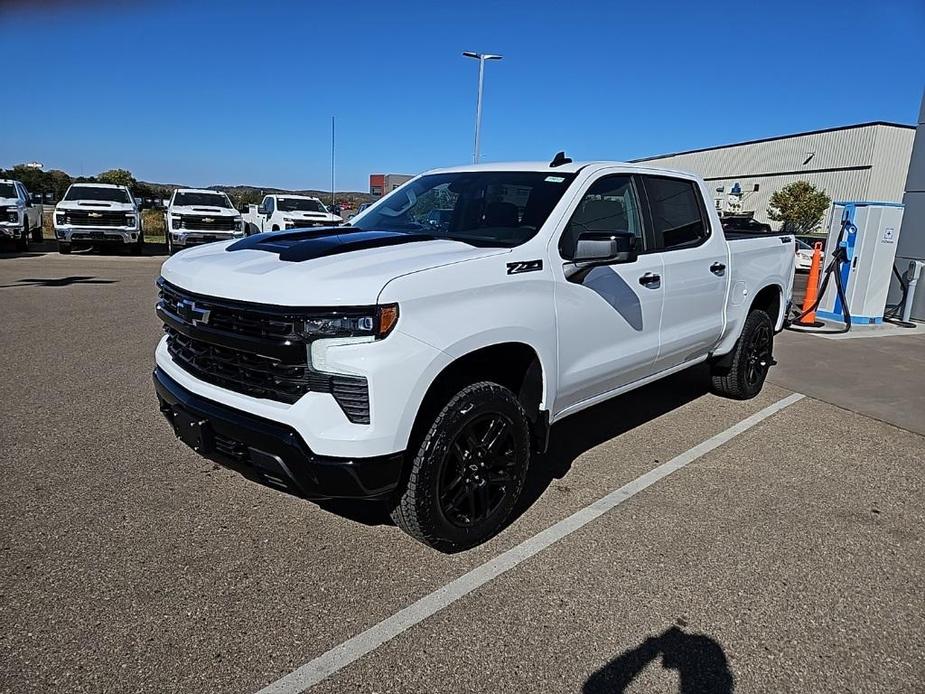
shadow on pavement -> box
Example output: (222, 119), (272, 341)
(584, 624), (734, 693)
(0, 276), (118, 288)
(318, 364), (710, 529)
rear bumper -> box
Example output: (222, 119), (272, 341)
(153, 367), (403, 501)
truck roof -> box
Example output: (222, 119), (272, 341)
(425, 160), (698, 180)
(69, 182), (129, 190)
(272, 193), (321, 201)
(175, 188), (227, 195)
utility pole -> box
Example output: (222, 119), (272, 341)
(462, 52), (503, 164)
(331, 115), (336, 208)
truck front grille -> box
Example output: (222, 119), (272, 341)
(157, 279), (370, 422)
(178, 215), (238, 231)
(65, 210), (131, 227)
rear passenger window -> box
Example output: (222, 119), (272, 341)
(644, 177), (708, 249)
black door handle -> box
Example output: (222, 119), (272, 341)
(710, 262), (726, 276)
(639, 272), (661, 287)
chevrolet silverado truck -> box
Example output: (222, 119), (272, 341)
(165, 188), (245, 254)
(153, 158), (794, 551)
(54, 183), (141, 254)
(0, 179), (43, 250)
(242, 193), (342, 234)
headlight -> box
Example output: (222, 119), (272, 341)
(126, 215), (136, 227)
(55, 212), (65, 226)
(171, 216), (181, 230)
(7, 209), (19, 223)
(299, 304), (398, 339)
(235, 217), (244, 231)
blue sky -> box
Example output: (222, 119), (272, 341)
(2, 0), (922, 191)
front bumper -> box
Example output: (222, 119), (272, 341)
(170, 231), (241, 247)
(56, 226), (139, 244)
(0, 222), (23, 238)
(153, 367), (403, 500)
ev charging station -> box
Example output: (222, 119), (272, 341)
(816, 201), (905, 325)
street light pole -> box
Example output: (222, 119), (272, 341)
(462, 51), (502, 164)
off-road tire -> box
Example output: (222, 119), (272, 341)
(711, 309), (774, 400)
(57, 242), (71, 254)
(390, 382), (531, 552)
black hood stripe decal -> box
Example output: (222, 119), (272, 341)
(226, 228), (437, 262)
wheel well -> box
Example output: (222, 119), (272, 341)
(750, 285), (782, 325)
(409, 343), (545, 452)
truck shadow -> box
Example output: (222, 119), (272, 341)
(584, 624), (734, 693)
(320, 364), (710, 529)
(515, 363), (711, 518)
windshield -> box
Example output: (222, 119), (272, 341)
(278, 197), (327, 213)
(351, 171), (577, 247)
(65, 186), (131, 203)
(0, 183), (17, 198)
(796, 239), (812, 250)
(173, 191), (232, 208)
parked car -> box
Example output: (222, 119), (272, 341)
(794, 239), (815, 272)
(165, 189), (244, 255)
(242, 194), (342, 234)
(54, 183), (141, 255)
(720, 215), (772, 234)
(0, 179), (43, 250)
(153, 159), (795, 551)
(795, 234), (826, 251)
(346, 201), (375, 221)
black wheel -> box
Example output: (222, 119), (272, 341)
(272, 224), (280, 232)
(57, 242), (71, 254)
(15, 220), (28, 251)
(390, 382), (531, 552)
(711, 310), (774, 400)
(31, 219), (43, 242)
(167, 235), (177, 255)
(130, 234), (144, 255)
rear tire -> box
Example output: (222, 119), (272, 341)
(711, 309), (774, 400)
(58, 242), (71, 254)
(390, 382), (531, 552)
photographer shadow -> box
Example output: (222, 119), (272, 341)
(584, 625), (733, 694)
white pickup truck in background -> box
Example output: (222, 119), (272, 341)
(165, 188), (245, 255)
(154, 157), (794, 551)
(54, 183), (141, 254)
(242, 193), (342, 234)
(0, 179), (43, 251)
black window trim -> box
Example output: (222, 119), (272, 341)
(557, 172), (651, 261)
(639, 174), (713, 253)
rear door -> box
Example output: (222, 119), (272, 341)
(640, 175), (728, 372)
(553, 172), (665, 416)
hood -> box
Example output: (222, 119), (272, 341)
(0, 197), (20, 207)
(160, 228), (508, 306)
(55, 200), (136, 212)
(169, 205), (239, 217)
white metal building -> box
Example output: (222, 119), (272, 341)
(633, 122), (914, 230)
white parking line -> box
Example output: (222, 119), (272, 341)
(257, 392), (805, 694)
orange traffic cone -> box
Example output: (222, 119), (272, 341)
(795, 242), (824, 326)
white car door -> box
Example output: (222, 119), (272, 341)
(553, 173), (665, 417)
(640, 175), (727, 372)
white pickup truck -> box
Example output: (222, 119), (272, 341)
(54, 183), (141, 254)
(242, 193), (342, 234)
(153, 158), (794, 551)
(1, 179), (43, 250)
(165, 189), (245, 254)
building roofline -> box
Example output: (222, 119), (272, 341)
(631, 121), (915, 162)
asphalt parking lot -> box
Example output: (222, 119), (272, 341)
(1, 246), (923, 693)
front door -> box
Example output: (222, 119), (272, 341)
(554, 173), (665, 417)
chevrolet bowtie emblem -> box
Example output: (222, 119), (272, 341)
(88, 212), (102, 218)
(176, 299), (211, 326)
(202, 217), (214, 223)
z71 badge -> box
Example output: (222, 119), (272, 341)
(506, 260), (543, 275)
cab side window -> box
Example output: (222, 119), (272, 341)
(642, 176), (709, 250)
(559, 175), (642, 259)
(266, 197), (275, 214)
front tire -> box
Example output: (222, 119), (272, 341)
(15, 221), (29, 251)
(58, 242), (71, 254)
(711, 309), (774, 400)
(390, 382), (531, 552)
(31, 219), (43, 242)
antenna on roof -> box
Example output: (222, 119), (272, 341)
(549, 151), (572, 168)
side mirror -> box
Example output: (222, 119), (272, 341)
(565, 230), (638, 281)
(257, 204), (268, 215)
